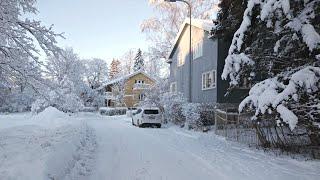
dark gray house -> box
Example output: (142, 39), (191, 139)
(167, 19), (249, 104)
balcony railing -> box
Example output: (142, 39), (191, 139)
(133, 83), (151, 90)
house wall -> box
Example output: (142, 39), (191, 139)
(169, 25), (218, 104)
(216, 38), (249, 103)
(123, 73), (155, 107)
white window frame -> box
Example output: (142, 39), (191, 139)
(170, 82), (177, 93)
(202, 70), (216, 90)
(177, 51), (185, 67)
(193, 40), (203, 60)
(138, 93), (145, 101)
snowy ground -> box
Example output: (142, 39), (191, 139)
(0, 109), (319, 180)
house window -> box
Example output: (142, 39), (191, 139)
(138, 93), (145, 101)
(177, 51), (185, 67)
(202, 70), (216, 90)
(193, 41), (203, 60)
(136, 80), (145, 84)
(170, 82), (177, 93)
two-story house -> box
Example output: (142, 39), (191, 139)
(102, 71), (156, 107)
(167, 19), (248, 105)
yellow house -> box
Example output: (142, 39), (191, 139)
(103, 71), (156, 107)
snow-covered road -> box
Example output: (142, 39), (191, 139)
(0, 110), (319, 180)
(87, 115), (320, 180)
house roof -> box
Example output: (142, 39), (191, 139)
(167, 18), (215, 62)
(98, 70), (157, 89)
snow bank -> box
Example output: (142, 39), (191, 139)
(35, 106), (67, 119)
(0, 111), (97, 180)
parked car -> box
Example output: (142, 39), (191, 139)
(132, 107), (162, 128)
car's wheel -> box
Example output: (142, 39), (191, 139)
(132, 118), (134, 126)
(157, 124), (161, 128)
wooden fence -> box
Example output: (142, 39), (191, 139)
(214, 108), (320, 158)
(214, 108), (259, 146)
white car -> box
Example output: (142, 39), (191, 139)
(132, 107), (162, 128)
(126, 107), (138, 117)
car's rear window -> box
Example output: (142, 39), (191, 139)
(144, 110), (159, 114)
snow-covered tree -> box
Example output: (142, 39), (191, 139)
(141, 0), (219, 59)
(0, 0), (62, 112)
(144, 47), (169, 78)
(133, 49), (145, 72)
(32, 48), (86, 113)
(119, 49), (136, 75)
(213, 0), (247, 39)
(109, 59), (121, 79)
(84, 58), (108, 89)
(221, 0), (320, 145)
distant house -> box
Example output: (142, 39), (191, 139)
(102, 71), (156, 107)
(167, 19), (249, 104)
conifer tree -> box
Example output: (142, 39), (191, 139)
(133, 49), (145, 72)
(109, 59), (121, 79)
(221, 0), (320, 145)
(212, 0), (247, 40)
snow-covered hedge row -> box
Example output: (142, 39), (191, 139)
(81, 107), (97, 112)
(99, 107), (127, 116)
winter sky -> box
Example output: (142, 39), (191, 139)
(36, 0), (153, 63)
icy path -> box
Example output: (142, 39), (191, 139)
(88, 115), (320, 180)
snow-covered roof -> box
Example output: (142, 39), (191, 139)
(100, 71), (157, 88)
(167, 18), (215, 60)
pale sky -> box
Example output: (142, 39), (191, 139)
(35, 0), (153, 63)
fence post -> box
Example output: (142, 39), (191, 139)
(225, 108), (228, 138)
(236, 112), (239, 142)
(214, 110), (217, 133)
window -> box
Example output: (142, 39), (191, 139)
(177, 51), (185, 67)
(135, 80), (145, 84)
(202, 70), (216, 90)
(170, 82), (177, 93)
(143, 110), (159, 114)
(193, 41), (203, 60)
(133, 109), (142, 115)
(138, 93), (145, 101)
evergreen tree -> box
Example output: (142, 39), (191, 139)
(222, 0), (320, 145)
(109, 59), (121, 79)
(212, 0), (247, 40)
(133, 49), (145, 72)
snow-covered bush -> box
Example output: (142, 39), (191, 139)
(99, 107), (127, 116)
(0, 87), (36, 113)
(32, 90), (84, 114)
(81, 107), (97, 112)
(182, 103), (202, 130)
(159, 92), (187, 125)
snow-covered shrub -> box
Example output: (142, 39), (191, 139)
(99, 107), (127, 116)
(81, 107), (97, 112)
(0, 87), (36, 113)
(32, 90), (84, 114)
(160, 92), (187, 125)
(182, 103), (202, 130)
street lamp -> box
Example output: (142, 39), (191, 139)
(165, 0), (192, 102)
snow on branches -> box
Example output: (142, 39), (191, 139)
(239, 66), (320, 130)
(222, 0), (320, 86)
(222, 0), (320, 130)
